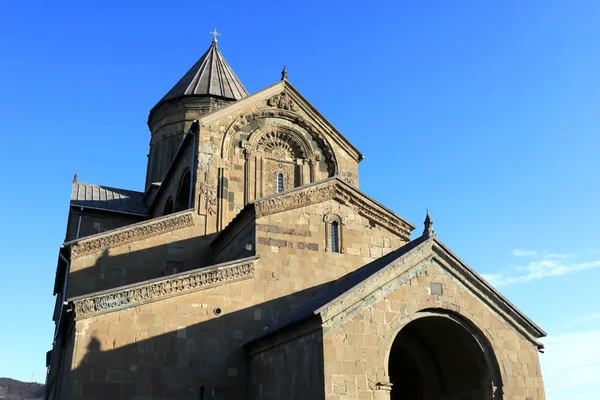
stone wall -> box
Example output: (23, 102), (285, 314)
(255, 199), (407, 303)
(247, 320), (325, 400)
(212, 211), (255, 265)
(66, 211), (212, 298)
(67, 265), (265, 400)
(61, 194), (409, 400)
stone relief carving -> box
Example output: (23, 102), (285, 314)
(267, 91), (296, 111)
(200, 179), (218, 215)
(72, 259), (257, 320)
(224, 109), (338, 177)
(256, 130), (305, 160)
(70, 212), (194, 259)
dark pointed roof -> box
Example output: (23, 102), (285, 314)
(156, 39), (248, 107)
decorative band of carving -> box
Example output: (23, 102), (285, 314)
(69, 212), (194, 259)
(254, 181), (412, 239)
(71, 258), (257, 320)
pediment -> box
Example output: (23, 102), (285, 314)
(199, 80), (363, 163)
(317, 237), (546, 345)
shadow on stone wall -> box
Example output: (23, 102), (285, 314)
(67, 232), (234, 298)
(68, 284), (328, 400)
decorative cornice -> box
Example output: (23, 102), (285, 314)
(71, 257), (257, 320)
(254, 180), (412, 240)
(430, 240), (546, 341)
(69, 211), (194, 259)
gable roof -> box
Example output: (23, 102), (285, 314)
(245, 234), (546, 348)
(154, 39), (248, 110)
(71, 181), (148, 216)
(199, 80), (363, 162)
(211, 177), (415, 248)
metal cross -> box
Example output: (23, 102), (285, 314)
(209, 28), (221, 42)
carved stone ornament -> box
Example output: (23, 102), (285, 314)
(267, 91), (296, 111)
(200, 180), (218, 215)
(72, 258), (257, 320)
(226, 108), (338, 176)
(70, 212), (194, 259)
(257, 130), (306, 160)
(254, 180), (412, 239)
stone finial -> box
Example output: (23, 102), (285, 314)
(73, 173), (78, 183)
(281, 66), (288, 81)
(423, 208), (436, 238)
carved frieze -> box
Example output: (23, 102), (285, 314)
(254, 181), (412, 239)
(70, 212), (194, 259)
(72, 258), (257, 320)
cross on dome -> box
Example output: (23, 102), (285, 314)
(209, 28), (222, 42)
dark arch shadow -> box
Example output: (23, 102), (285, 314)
(175, 170), (191, 212)
(389, 309), (503, 400)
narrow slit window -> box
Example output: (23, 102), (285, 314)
(331, 221), (340, 253)
(277, 173), (284, 193)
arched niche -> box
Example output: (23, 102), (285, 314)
(174, 170), (191, 212)
(215, 111), (339, 230)
(380, 309), (503, 400)
(244, 127), (316, 199)
(324, 212), (344, 253)
(220, 111), (338, 178)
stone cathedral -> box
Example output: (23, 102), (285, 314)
(46, 36), (547, 400)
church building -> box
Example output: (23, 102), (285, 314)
(46, 35), (547, 400)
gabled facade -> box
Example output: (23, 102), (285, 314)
(46, 39), (546, 400)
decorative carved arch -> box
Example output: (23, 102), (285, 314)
(376, 308), (504, 399)
(220, 109), (338, 176)
(248, 126), (314, 161)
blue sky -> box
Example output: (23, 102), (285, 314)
(0, 1), (599, 398)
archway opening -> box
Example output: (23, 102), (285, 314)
(389, 315), (499, 400)
(175, 170), (191, 212)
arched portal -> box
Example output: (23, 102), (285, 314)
(388, 314), (502, 400)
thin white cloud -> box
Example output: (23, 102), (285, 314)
(511, 249), (537, 257)
(481, 252), (600, 287)
(541, 329), (600, 400)
(571, 313), (600, 323)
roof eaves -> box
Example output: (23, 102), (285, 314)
(69, 203), (150, 218)
(431, 238), (547, 339)
(282, 81), (364, 162)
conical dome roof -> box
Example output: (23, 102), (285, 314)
(156, 39), (248, 107)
